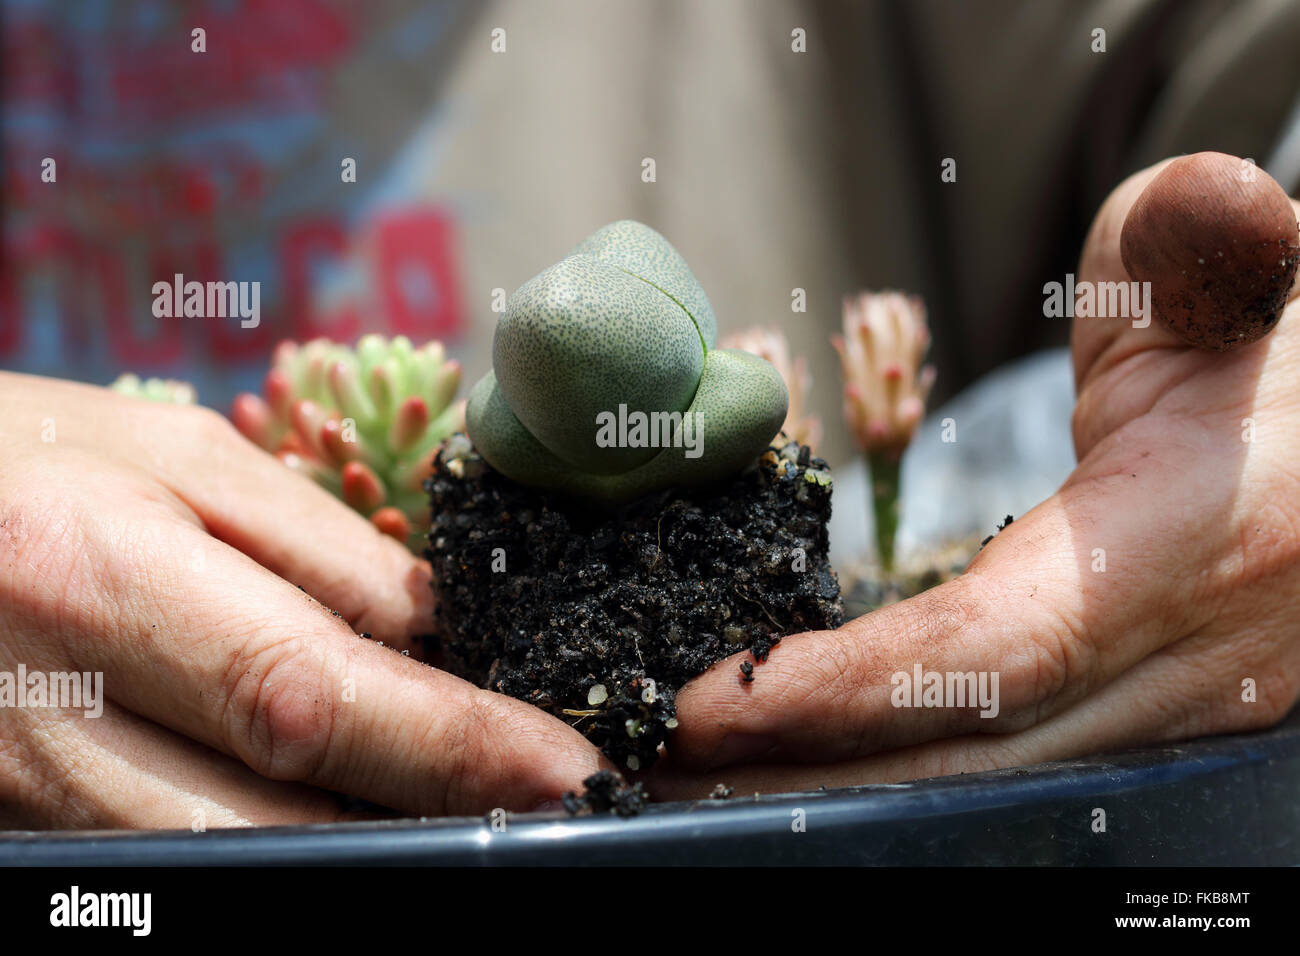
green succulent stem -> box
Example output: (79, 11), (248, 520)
(868, 448), (902, 573)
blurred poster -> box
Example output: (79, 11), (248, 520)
(2, 0), (476, 406)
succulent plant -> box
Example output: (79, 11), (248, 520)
(232, 335), (463, 548)
(833, 291), (936, 571)
(719, 326), (823, 450)
(109, 373), (197, 405)
(466, 220), (789, 503)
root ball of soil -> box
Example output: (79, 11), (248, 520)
(425, 434), (843, 769)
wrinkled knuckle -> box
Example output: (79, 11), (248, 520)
(1069, 396), (1097, 456)
(1022, 609), (1092, 722)
(957, 575), (1083, 726)
(1236, 501), (1300, 589)
(0, 497), (72, 572)
(768, 632), (870, 749)
(1031, 628), (1072, 702)
(435, 694), (498, 812)
(221, 635), (338, 783)
(806, 632), (865, 701)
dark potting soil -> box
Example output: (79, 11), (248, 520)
(424, 434), (844, 770)
(562, 770), (648, 818)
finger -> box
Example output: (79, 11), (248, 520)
(0, 697), (350, 830)
(57, 502), (607, 815)
(1072, 152), (1299, 391)
(650, 621), (1298, 800)
(1069, 156), (1300, 462)
(1120, 152), (1299, 351)
(662, 157), (1300, 782)
(667, 442), (1236, 773)
(141, 406), (432, 649)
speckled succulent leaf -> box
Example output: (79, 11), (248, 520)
(719, 326), (824, 450)
(465, 371), (576, 488)
(495, 254), (703, 474)
(467, 221), (788, 503)
(232, 334), (463, 549)
(570, 220), (718, 347)
(663, 348), (788, 482)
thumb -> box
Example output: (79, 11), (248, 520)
(667, 155), (1299, 775)
(1073, 152), (1298, 404)
(1072, 152), (1299, 460)
(665, 439), (1222, 774)
(1121, 151), (1299, 352)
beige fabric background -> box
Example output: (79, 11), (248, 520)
(414, 0), (1300, 467)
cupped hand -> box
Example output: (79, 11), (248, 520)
(0, 375), (606, 827)
(651, 152), (1300, 797)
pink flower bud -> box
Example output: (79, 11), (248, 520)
(835, 291), (935, 454)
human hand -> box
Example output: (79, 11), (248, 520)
(651, 151), (1300, 796)
(0, 374), (606, 827)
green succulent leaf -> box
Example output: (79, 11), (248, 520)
(109, 374), (197, 405)
(467, 221), (788, 503)
(571, 219), (718, 348)
(495, 254), (702, 474)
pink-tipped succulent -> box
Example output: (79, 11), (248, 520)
(232, 334), (464, 549)
(833, 291), (936, 571)
(719, 326), (824, 450)
(109, 373), (198, 405)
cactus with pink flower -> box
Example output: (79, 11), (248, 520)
(833, 292), (936, 571)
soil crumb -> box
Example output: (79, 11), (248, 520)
(562, 770), (647, 818)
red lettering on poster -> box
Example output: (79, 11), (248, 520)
(281, 219), (357, 343)
(99, 247), (183, 367)
(373, 209), (463, 342)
